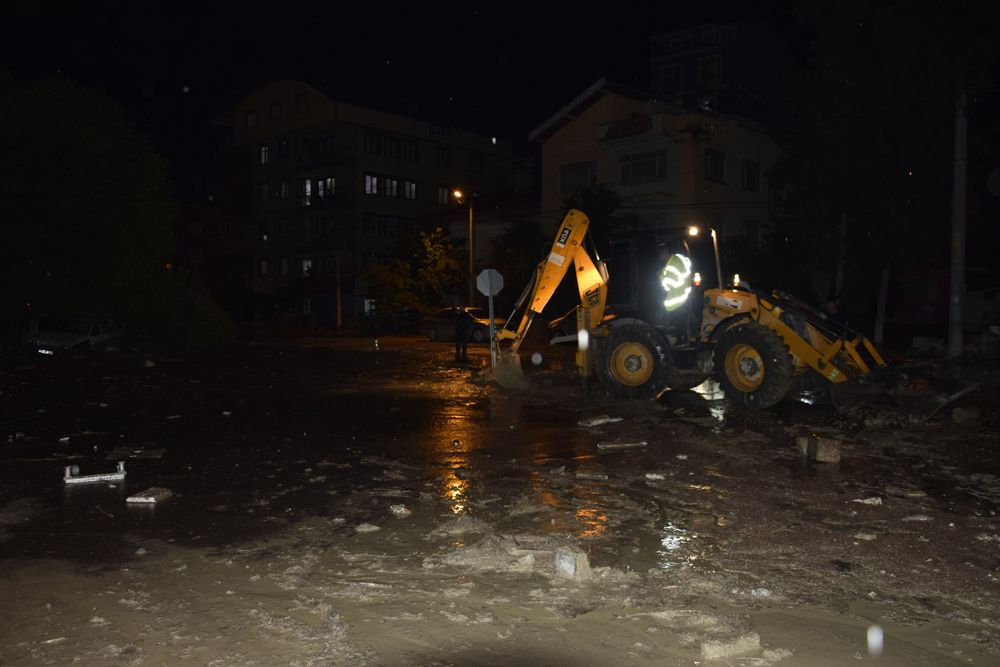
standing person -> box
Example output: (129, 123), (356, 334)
(454, 307), (472, 360)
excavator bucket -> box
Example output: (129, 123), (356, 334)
(493, 349), (531, 391)
(829, 362), (979, 421)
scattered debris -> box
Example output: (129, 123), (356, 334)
(852, 497), (883, 506)
(554, 546), (591, 581)
(578, 415), (623, 427)
(645, 473), (667, 481)
(575, 471), (609, 481)
(795, 434), (841, 463)
(143, 359), (156, 367)
(355, 523), (380, 533)
(64, 461), (126, 485)
(597, 440), (647, 451)
(389, 504), (411, 518)
(105, 447), (165, 460)
(126, 487), (173, 504)
(701, 632), (761, 660)
(165, 415), (181, 420)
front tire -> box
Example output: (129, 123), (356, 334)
(715, 322), (793, 409)
(598, 321), (672, 399)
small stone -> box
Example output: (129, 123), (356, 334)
(356, 523), (380, 533)
(554, 546), (591, 581)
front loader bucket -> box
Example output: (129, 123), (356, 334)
(493, 349), (531, 391)
(830, 363), (979, 421)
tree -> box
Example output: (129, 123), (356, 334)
(0, 74), (232, 346)
(364, 227), (465, 316)
(780, 1), (1000, 324)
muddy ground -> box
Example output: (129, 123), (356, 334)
(1, 330), (999, 666)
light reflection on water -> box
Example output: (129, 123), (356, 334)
(657, 521), (692, 569)
(427, 392), (482, 514)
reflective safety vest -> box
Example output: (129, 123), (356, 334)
(659, 253), (692, 312)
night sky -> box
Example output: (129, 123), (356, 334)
(4, 3), (779, 155)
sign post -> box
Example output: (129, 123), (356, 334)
(476, 269), (504, 371)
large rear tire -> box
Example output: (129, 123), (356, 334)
(598, 321), (672, 399)
(715, 322), (793, 409)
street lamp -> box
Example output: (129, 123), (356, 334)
(687, 225), (724, 289)
(453, 189), (476, 306)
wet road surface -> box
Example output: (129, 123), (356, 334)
(1, 331), (999, 665)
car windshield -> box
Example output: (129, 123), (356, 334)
(45, 318), (93, 336)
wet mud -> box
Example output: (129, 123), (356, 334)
(1, 332), (998, 665)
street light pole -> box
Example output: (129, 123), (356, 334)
(468, 197), (475, 307)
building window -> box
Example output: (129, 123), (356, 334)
(246, 110), (257, 127)
(278, 218), (289, 240)
(280, 180), (289, 200)
(270, 102), (282, 120)
(363, 213), (375, 236)
(258, 219), (269, 241)
(278, 137), (289, 159)
(741, 159), (761, 192)
(741, 220), (762, 248)
(364, 173), (379, 195)
(364, 132), (383, 155)
(385, 136), (401, 159)
(559, 161), (596, 194)
(403, 139), (420, 162)
(259, 258), (269, 275)
(705, 149), (726, 183)
(437, 185), (451, 204)
(258, 143), (269, 165)
(384, 176), (399, 198)
(257, 182), (269, 201)
(280, 257), (289, 275)
(697, 54), (722, 104)
(436, 146), (452, 167)
(301, 258), (313, 276)
(301, 178), (312, 206)
(470, 152), (484, 174)
(620, 150), (668, 186)
(317, 176), (335, 200)
(301, 217), (314, 243)
(295, 91), (308, 112)
(404, 180), (418, 200)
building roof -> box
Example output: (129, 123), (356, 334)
(528, 78), (659, 144)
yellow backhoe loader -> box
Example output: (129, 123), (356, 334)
(493, 208), (911, 411)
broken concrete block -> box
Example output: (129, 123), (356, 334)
(554, 546), (591, 581)
(597, 440), (647, 451)
(126, 487), (173, 504)
(795, 435), (841, 463)
(701, 632), (761, 660)
(64, 461), (126, 485)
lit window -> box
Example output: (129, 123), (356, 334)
(301, 258), (313, 276)
(321, 177), (335, 198)
(365, 174), (379, 195)
(259, 258), (269, 275)
(437, 185), (450, 204)
(259, 144), (269, 165)
(404, 181), (418, 200)
(384, 177), (399, 198)
(301, 178), (312, 206)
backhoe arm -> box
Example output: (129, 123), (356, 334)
(497, 209), (607, 353)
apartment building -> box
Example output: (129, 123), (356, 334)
(215, 80), (513, 325)
(531, 78), (784, 245)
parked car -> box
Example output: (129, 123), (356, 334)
(27, 316), (125, 355)
(423, 307), (505, 343)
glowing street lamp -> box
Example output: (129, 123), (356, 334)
(453, 189), (476, 306)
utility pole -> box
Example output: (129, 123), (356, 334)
(948, 88), (967, 357)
